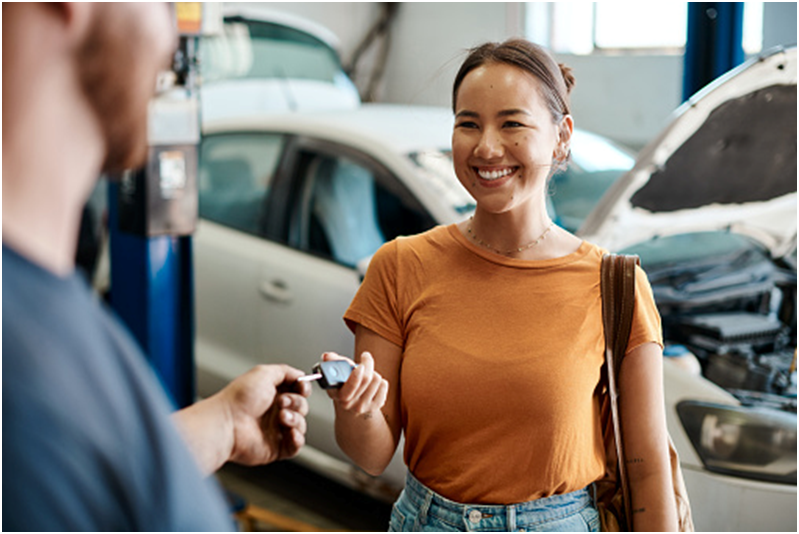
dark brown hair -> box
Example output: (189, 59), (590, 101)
(452, 39), (575, 124)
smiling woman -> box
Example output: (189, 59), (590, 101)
(327, 38), (680, 533)
(449, 40), (577, 259)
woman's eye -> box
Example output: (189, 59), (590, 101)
(456, 121), (479, 129)
(503, 121), (524, 128)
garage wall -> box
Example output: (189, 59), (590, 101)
(237, 2), (796, 150)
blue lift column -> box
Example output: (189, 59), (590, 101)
(107, 4), (217, 409)
(683, 2), (745, 100)
(107, 201), (196, 408)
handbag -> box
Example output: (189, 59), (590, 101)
(594, 253), (694, 532)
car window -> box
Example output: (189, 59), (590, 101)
(408, 150), (475, 215)
(198, 133), (284, 236)
(294, 151), (435, 267)
(200, 18), (345, 85)
(548, 130), (635, 232)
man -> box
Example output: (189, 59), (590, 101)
(2, 3), (311, 530)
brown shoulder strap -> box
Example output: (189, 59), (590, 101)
(601, 253), (639, 528)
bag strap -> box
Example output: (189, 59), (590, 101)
(601, 253), (639, 528)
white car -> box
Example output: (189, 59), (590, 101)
(198, 5), (360, 122)
(194, 48), (796, 531)
(581, 46), (797, 532)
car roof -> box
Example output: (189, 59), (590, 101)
(221, 5), (342, 54)
(203, 104), (456, 156)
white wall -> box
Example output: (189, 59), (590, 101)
(763, 2), (797, 50)
(247, 2), (796, 150)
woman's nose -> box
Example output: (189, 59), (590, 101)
(474, 128), (504, 159)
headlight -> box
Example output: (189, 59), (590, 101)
(677, 401), (797, 484)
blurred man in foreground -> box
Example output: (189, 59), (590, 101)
(2, 3), (311, 530)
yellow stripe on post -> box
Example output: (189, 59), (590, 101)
(176, 2), (202, 35)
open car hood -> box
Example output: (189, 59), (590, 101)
(579, 47), (797, 258)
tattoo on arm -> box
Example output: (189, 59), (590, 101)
(632, 508), (646, 515)
(626, 457), (644, 465)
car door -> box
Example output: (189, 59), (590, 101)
(194, 131), (291, 393)
(254, 137), (436, 457)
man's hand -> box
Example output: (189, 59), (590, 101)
(173, 364), (311, 474)
(222, 364), (311, 466)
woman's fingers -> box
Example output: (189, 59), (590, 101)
(329, 351), (388, 414)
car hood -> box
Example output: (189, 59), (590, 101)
(579, 47), (797, 258)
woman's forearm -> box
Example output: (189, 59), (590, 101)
(331, 326), (404, 476)
(334, 403), (399, 476)
(629, 468), (678, 531)
(619, 343), (679, 532)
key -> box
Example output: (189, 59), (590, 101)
(297, 360), (354, 389)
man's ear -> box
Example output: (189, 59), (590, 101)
(46, 2), (94, 46)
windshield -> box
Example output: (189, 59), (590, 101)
(549, 130), (635, 232)
(200, 17), (348, 85)
(408, 150), (476, 215)
(621, 231), (769, 269)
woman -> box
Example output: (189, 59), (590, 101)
(324, 39), (677, 532)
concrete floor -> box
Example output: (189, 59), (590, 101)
(215, 460), (393, 532)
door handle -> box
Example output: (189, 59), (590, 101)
(259, 280), (292, 304)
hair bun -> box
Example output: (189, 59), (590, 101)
(558, 63), (575, 94)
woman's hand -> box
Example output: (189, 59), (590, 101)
(323, 351), (388, 418)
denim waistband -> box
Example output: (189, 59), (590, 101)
(401, 472), (594, 532)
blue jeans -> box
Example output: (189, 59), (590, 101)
(389, 472), (600, 532)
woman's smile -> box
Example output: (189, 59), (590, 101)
(473, 165), (519, 187)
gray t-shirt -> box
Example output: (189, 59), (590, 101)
(2, 244), (234, 531)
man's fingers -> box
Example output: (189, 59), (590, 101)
(279, 393), (309, 416)
(284, 428), (305, 458)
(252, 363), (305, 387)
(279, 408), (307, 435)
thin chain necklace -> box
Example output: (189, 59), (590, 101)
(466, 216), (554, 256)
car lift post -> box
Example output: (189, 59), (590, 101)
(683, 2), (744, 101)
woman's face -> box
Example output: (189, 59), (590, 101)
(452, 62), (563, 215)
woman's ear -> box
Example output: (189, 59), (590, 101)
(555, 115), (574, 161)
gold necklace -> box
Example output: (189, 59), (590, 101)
(466, 217), (554, 256)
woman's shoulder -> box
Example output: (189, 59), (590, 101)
(392, 224), (456, 253)
(369, 225), (454, 269)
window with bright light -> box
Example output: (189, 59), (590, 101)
(526, 2), (764, 55)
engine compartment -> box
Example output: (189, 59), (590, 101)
(636, 233), (797, 412)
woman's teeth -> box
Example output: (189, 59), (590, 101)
(477, 168), (515, 180)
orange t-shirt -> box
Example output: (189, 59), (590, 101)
(344, 224), (662, 504)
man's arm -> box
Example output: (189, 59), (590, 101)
(173, 364), (311, 474)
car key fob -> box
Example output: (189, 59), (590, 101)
(298, 360), (355, 389)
